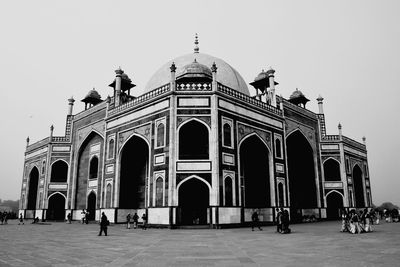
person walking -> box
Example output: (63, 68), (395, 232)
(281, 210), (291, 234)
(98, 212), (108, 236)
(81, 209), (86, 224)
(18, 213), (24, 225)
(133, 213), (139, 229)
(67, 212), (72, 224)
(251, 210), (262, 231)
(141, 213), (147, 230)
(126, 213), (131, 229)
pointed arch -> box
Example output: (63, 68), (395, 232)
(47, 192), (66, 220)
(50, 159), (69, 183)
(178, 118), (210, 160)
(286, 128), (315, 153)
(118, 133), (150, 209)
(286, 128), (318, 221)
(77, 129), (104, 152)
(352, 164), (365, 208)
(238, 133), (273, 208)
(47, 191), (67, 200)
(326, 190), (344, 220)
(323, 157), (341, 182)
(176, 175), (212, 193)
(27, 166), (40, 210)
(74, 131), (103, 209)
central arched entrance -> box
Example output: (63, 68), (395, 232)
(87, 192), (96, 221)
(119, 135), (149, 208)
(286, 130), (318, 222)
(47, 193), (66, 220)
(353, 165), (365, 208)
(326, 191), (343, 220)
(27, 167), (39, 211)
(239, 134), (270, 208)
(178, 178), (209, 225)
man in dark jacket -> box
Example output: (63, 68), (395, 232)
(98, 212), (108, 236)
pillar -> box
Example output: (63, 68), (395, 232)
(115, 67), (123, 107)
(67, 97), (75, 115)
(267, 68), (276, 107)
(317, 95), (324, 114)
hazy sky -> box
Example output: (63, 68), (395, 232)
(0, 1), (399, 206)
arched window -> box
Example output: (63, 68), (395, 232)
(223, 123), (232, 147)
(157, 123), (165, 147)
(108, 139), (115, 159)
(42, 161), (46, 175)
(105, 184), (112, 208)
(224, 177), (233, 206)
(278, 183), (284, 207)
(50, 160), (68, 183)
(323, 158), (341, 181)
(155, 177), (163, 206)
(179, 120), (209, 159)
(275, 138), (282, 158)
(89, 156), (99, 179)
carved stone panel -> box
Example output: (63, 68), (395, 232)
(237, 122), (271, 150)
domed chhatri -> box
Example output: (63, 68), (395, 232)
(289, 88), (310, 108)
(145, 52), (250, 95)
(176, 59), (213, 82)
(81, 88), (102, 110)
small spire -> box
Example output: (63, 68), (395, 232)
(211, 62), (217, 73)
(170, 62), (176, 72)
(194, 33), (199, 53)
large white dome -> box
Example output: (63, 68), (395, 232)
(144, 52), (250, 95)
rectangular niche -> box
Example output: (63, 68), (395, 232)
(177, 161), (212, 171)
(154, 153), (165, 165)
(222, 153), (235, 165)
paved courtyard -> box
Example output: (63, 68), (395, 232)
(0, 220), (399, 266)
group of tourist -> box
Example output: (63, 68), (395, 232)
(251, 209), (291, 234)
(126, 213), (147, 230)
(80, 209), (90, 224)
(0, 211), (13, 224)
(275, 208), (291, 234)
(341, 208), (375, 234)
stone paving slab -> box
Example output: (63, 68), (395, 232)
(0, 220), (399, 266)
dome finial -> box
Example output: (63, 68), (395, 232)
(194, 33), (199, 53)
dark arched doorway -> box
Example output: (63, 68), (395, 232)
(27, 167), (39, 210)
(239, 135), (270, 208)
(323, 158), (341, 181)
(87, 192), (96, 220)
(353, 165), (365, 208)
(119, 135), (149, 208)
(326, 191), (343, 220)
(178, 178), (209, 225)
(278, 183), (284, 207)
(75, 132), (103, 209)
(51, 161), (68, 183)
(47, 193), (66, 220)
(287, 131), (318, 222)
(179, 120), (209, 160)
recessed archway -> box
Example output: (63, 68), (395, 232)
(47, 193), (66, 220)
(286, 130), (318, 221)
(87, 191), (96, 220)
(27, 167), (39, 210)
(353, 165), (365, 208)
(75, 131), (103, 209)
(239, 134), (271, 208)
(179, 119), (209, 160)
(326, 191), (343, 220)
(323, 158), (341, 181)
(119, 135), (149, 209)
(178, 177), (210, 225)
(50, 160), (68, 183)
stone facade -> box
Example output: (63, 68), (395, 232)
(19, 47), (371, 227)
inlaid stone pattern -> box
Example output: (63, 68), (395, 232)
(77, 122), (105, 149)
(177, 116), (211, 128)
(118, 123), (151, 151)
(237, 123), (271, 150)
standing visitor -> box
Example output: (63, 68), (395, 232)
(350, 209), (362, 234)
(141, 213), (147, 230)
(81, 209), (86, 224)
(126, 213), (131, 229)
(18, 213), (24, 225)
(281, 210), (291, 234)
(132, 213), (139, 229)
(85, 211), (89, 224)
(276, 208), (282, 233)
(340, 209), (349, 232)
(98, 212), (108, 236)
(251, 210), (262, 231)
(67, 212), (72, 224)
